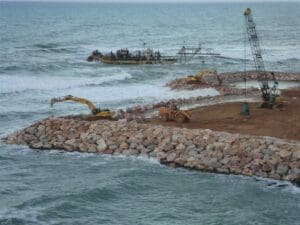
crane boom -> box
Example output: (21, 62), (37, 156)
(244, 8), (279, 106)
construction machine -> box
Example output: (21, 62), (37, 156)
(159, 104), (192, 123)
(50, 95), (114, 120)
(244, 8), (283, 108)
(185, 69), (219, 85)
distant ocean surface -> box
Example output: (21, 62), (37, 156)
(0, 2), (299, 225)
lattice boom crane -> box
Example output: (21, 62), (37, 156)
(244, 8), (282, 108)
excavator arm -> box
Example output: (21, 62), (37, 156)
(50, 95), (100, 115)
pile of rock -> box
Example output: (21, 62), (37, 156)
(3, 117), (300, 185)
(220, 71), (300, 84)
(166, 71), (300, 91)
(166, 76), (217, 90)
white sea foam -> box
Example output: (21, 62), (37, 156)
(101, 153), (161, 165)
(0, 81), (219, 117)
(0, 70), (132, 94)
(62, 84), (219, 109)
(135, 155), (160, 165)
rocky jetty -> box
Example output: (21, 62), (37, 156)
(3, 117), (300, 185)
(166, 71), (300, 91)
(220, 71), (300, 84)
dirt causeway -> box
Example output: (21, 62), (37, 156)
(149, 89), (300, 141)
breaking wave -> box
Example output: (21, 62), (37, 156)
(0, 71), (133, 95)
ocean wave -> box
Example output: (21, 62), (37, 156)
(0, 217), (38, 225)
(0, 206), (42, 225)
(32, 43), (61, 49)
(0, 63), (64, 74)
(251, 176), (300, 195)
(14, 42), (78, 55)
(0, 71), (133, 95)
(0, 65), (20, 73)
(78, 72), (132, 87)
(278, 57), (300, 62)
(0, 110), (49, 118)
(0, 89), (35, 97)
(35, 48), (75, 54)
(74, 187), (117, 202)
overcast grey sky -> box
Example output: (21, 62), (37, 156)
(1, 0), (298, 2)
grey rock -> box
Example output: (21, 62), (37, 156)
(288, 168), (300, 176)
(26, 127), (37, 135)
(120, 142), (129, 149)
(214, 142), (225, 152)
(87, 144), (97, 153)
(276, 164), (289, 176)
(96, 139), (107, 152)
(208, 158), (222, 169)
(278, 150), (291, 158)
(292, 151), (300, 160)
(176, 143), (185, 151)
(206, 144), (215, 151)
(166, 152), (177, 162)
(65, 139), (77, 146)
(108, 144), (118, 150)
(130, 142), (138, 149)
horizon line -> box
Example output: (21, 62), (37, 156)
(1, 0), (299, 3)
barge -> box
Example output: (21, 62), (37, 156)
(87, 48), (177, 65)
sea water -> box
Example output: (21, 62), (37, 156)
(0, 2), (299, 224)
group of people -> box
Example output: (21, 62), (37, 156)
(116, 48), (129, 59)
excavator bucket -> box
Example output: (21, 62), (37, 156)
(50, 97), (59, 107)
(182, 110), (192, 121)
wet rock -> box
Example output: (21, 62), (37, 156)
(166, 152), (177, 162)
(3, 117), (300, 184)
(31, 142), (43, 149)
(96, 139), (107, 152)
(87, 144), (97, 153)
(276, 164), (289, 176)
(208, 158), (222, 169)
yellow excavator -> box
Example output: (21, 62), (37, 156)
(159, 104), (192, 123)
(185, 69), (218, 84)
(50, 95), (114, 120)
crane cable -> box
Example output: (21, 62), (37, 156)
(243, 15), (247, 98)
(240, 10), (250, 116)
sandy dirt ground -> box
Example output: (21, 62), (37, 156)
(148, 89), (300, 141)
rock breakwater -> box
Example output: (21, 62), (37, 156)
(166, 71), (300, 91)
(3, 117), (300, 185)
(220, 71), (300, 83)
